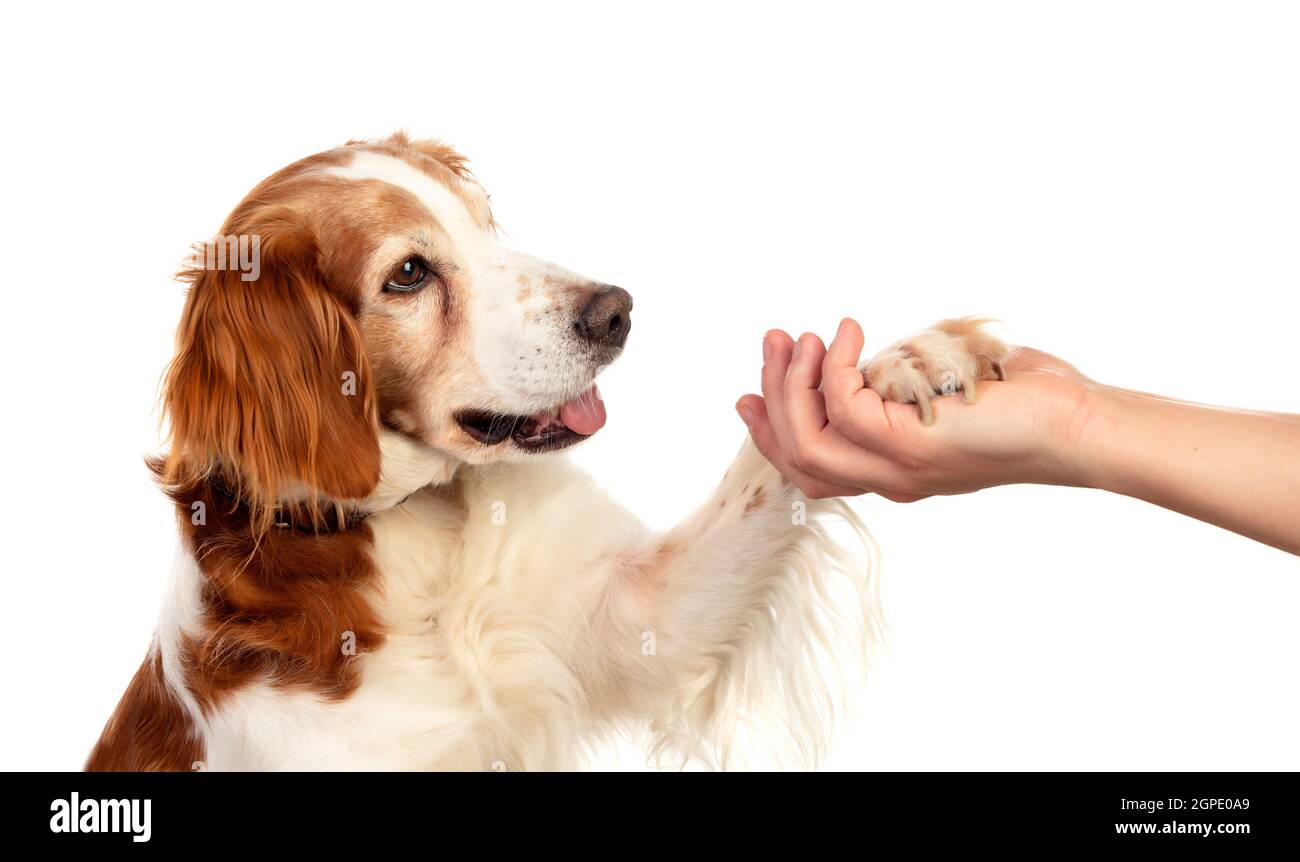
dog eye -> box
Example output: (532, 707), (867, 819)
(385, 259), (428, 293)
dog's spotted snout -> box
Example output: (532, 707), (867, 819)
(574, 286), (632, 349)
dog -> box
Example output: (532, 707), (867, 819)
(86, 133), (1008, 770)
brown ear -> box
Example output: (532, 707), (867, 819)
(163, 215), (380, 521)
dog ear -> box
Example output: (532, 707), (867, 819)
(163, 214), (380, 525)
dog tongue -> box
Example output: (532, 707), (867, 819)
(559, 385), (606, 436)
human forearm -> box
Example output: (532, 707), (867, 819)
(1072, 387), (1300, 555)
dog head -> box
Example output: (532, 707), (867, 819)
(163, 133), (629, 522)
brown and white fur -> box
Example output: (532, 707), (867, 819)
(87, 133), (1007, 771)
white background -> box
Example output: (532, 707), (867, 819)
(1, 1), (1297, 771)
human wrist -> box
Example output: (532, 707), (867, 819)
(1063, 383), (1149, 494)
(1039, 381), (1127, 491)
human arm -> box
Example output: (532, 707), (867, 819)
(736, 319), (1300, 555)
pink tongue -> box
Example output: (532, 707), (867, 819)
(559, 385), (606, 436)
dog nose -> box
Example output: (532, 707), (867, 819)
(574, 286), (633, 348)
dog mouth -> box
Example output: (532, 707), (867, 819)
(456, 384), (606, 452)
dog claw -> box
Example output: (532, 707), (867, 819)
(916, 391), (934, 426)
(963, 378), (977, 403)
(993, 361), (1007, 381)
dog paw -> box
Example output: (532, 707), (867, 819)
(859, 317), (1010, 425)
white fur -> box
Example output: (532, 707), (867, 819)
(154, 550), (210, 766)
(160, 440), (879, 770)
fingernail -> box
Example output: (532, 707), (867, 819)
(762, 337), (772, 362)
(837, 319), (848, 338)
(791, 341), (803, 361)
(736, 405), (754, 428)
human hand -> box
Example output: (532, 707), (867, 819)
(735, 319), (1098, 501)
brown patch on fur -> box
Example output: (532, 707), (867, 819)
(166, 202), (383, 532)
(744, 486), (768, 514)
(164, 463), (385, 713)
(623, 541), (680, 592)
(353, 132), (496, 229)
(318, 182), (450, 302)
(140, 147), (399, 730)
(86, 651), (203, 772)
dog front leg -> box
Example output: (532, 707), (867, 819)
(589, 439), (878, 767)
